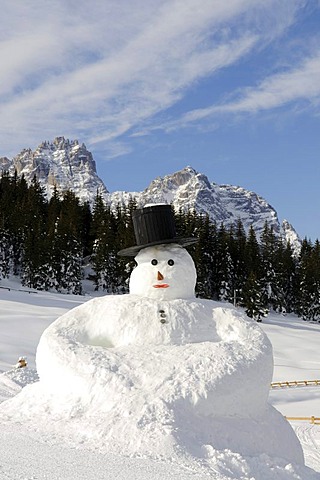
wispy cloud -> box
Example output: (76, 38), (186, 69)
(159, 49), (320, 130)
(0, 0), (308, 158)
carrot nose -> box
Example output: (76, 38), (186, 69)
(157, 271), (164, 281)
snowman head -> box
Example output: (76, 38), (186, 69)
(129, 243), (197, 300)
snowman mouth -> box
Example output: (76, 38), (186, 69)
(153, 284), (169, 289)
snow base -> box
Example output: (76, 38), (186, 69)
(0, 296), (317, 478)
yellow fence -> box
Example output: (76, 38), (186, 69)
(271, 380), (320, 388)
(285, 416), (320, 425)
(271, 380), (320, 425)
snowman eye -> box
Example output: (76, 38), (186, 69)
(168, 259), (174, 266)
(151, 259), (158, 266)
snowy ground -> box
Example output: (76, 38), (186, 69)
(0, 278), (319, 479)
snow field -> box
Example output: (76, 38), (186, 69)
(0, 277), (319, 478)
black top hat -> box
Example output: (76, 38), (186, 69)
(117, 204), (198, 256)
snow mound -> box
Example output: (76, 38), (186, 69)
(0, 294), (315, 478)
(0, 367), (38, 402)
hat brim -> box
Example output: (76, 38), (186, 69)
(117, 237), (198, 257)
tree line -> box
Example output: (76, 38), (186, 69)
(0, 172), (319, 322)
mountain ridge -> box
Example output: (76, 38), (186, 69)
(0, 137), (300, 251)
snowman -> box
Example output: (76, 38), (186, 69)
(2, 205), (305, 469)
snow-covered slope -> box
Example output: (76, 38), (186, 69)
(0, 281), (319, 479)
(0, 139), (300, 248)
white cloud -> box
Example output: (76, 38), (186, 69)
(0, 0), (308, 158)
(172, 50), (320, 126)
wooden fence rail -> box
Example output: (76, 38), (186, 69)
(285, 416), (320, 425)
(0, 285), (37, 294)
(271, 380), (320, 388)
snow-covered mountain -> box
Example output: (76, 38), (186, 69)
(0, 138), (300, 250)
(0, 137), (108, 203)
(108, 166), (300, 251)
(130, 166), (280, 237)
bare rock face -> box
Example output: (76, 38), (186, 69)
(135, 166), (229, 224)
(0, 137), (108, 203)
(0, 140), (300, 250)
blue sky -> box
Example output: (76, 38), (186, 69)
(1, 1), (320, 240)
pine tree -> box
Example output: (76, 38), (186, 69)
(309, 240), (320, 321)
(114, 198), (137, 293)
(273, 240), (297, 314)
(59, 237), (83, 294)
(0, 172), (28, 276)
(193, 215), (217, 299)
(216, 223), (233, 302)
(245, 226), (261, 277)
(20, 176), (48, 289)
(90, 194), (108, 290)
(296, 239), (320, 321)
(229, 219), (247, 305)
(260, 222), (279, 310)
(0, 228), (13, 278)
(48, 191), (84, 294)
(90, 199), (130, 293)
(105, 205), (119, 292)
(241, 271), (268, 322)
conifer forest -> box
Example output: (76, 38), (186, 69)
(0, 172), (319, 322)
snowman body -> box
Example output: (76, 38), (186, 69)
(31, 244), (304, 464)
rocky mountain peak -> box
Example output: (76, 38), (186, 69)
(281, 220), (301, 255)
(0, 137), (108, 203)
(149, 166), (210, 190)
(135, 168), (229, 227)
(124, 166), (300, 250)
